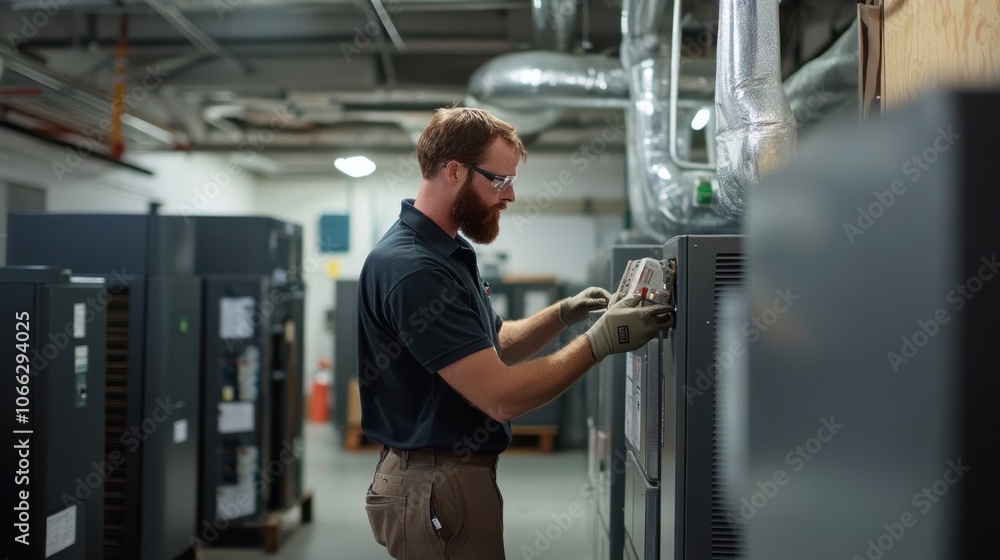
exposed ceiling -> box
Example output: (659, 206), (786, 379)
(0, 0), (856, 175)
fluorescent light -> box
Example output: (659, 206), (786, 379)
(334, 156), (376, 178)
(691, 108), (711, 131)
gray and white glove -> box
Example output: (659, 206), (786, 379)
(585, 294), (674, 361)
(559, 286), (613, 325)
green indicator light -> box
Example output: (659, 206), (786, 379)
(179, 317), (189, 333)
(696, 181), (713, 205)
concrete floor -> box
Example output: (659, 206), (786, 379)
(203, 422), (594, 560)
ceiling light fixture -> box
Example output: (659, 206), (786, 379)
(691, 108), (711, 131)
(334, 156), (376, 178)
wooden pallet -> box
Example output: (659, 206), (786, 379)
(212, 489), (315, 554)
(510, 425), (558, 453)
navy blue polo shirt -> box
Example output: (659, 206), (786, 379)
(357, 199), (511, 454)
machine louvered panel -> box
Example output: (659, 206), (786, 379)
(103, 290), (130, 560)
(711, 254), (745, 560)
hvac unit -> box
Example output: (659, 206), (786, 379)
(191, 217), (305, 512)
(1, 267), (107, 560)
(8, 215), (203, 560)
(617, 235), (745, 560)
(741, 91), (998, 560)
(586, 244), (663, 560)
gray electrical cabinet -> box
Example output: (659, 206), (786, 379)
(741, 91), (998, 560)
(332, 279), (359, 428)
(586, 244), (663, 560)
(1, 267), (106, 560)
(199, 275), (272, 528)
(191, 216), (305, 513)
(7, 214), (203, 560)
(619, 235), (745, 560)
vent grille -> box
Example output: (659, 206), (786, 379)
(103, 290), (129, 560)
(711, 254), (746, 559)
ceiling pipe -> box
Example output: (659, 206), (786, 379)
(533, 0), (580, 52)
(144, 0), (254, 74)
(0, 47), (175, 147)
(620, 0), (736, 240)
(714, 0), (797, 223)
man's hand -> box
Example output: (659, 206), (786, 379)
(559, 287), (613, 325)
(585, 294), (674, 361)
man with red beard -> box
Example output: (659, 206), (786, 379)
(359, 107), (672, 559)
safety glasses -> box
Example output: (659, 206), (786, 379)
(441, 162), (516, 192)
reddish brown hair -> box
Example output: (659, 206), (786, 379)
(416, 107), (527, 179)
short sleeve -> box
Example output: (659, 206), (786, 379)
(493, 306), (503, 333)
(384, 269), (496, 373)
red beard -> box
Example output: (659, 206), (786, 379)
(451, 174), (505, 244)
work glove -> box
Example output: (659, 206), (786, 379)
(559, 287), (613, 325)
(585, 294), (674, 361)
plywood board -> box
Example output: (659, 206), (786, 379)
(883, 0), (1000, 111)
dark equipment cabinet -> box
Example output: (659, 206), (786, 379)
(586, 244), (663, 560)
(1, 267), (107, 560)
(200, 276), (272, 527)
(619, 235), (745, 560)
(7, 215), (203, 560)
(332, 279), (358, 428)
(191, 216), (305, 512)
(741, 91), (999, 560)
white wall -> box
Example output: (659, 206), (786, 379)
(254, 150), (628, 372)
(0, 131), (257, 215)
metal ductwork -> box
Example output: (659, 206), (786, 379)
(533, 0), (580, 52)
(620, 0), (736, 240)
(784, 18), (860, 140)
(714, 0), (797, 223)
(468, 51), (630, 110)
(467, 51), (629, 135)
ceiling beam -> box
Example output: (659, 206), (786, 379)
(142, 0), (253, 74)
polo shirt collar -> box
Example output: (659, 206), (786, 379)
(399, 199), (472, 258)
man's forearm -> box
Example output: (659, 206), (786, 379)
(498, 304), (567, 365)
(492, 336), (597, 422)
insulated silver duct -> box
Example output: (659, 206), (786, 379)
(468, 51), (630, 110)
(533, 0), (580, 52)
(784, 19), (860, 140)
(467, 51), (629, 134)
(621, 0), (735, 239)
(714, 0), (797, 223)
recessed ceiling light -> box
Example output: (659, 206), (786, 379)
(334, 156), (376, 178)
(691, 108), (711, 131)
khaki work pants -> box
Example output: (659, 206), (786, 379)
(366, 447), (505, 559)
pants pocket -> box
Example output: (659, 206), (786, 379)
(366, 494), (407, 559)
